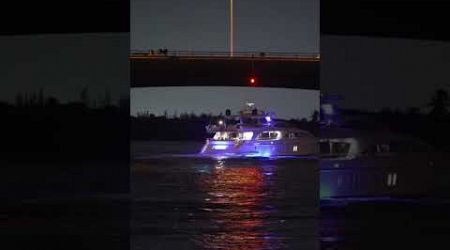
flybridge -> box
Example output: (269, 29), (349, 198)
(130, 50), (320, 89)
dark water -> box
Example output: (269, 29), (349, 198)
(1, 162), (129, 250)
(319, 154), (450, 250)
(131, 154), (319, 250)
(320, 199), (450, 250)
(129, 141), (450, 250)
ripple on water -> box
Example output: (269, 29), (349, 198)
(131, 156), (319, 250)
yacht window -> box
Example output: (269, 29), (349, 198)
(376, 144), (390, 153)
(319, 141), (331, 154)
(320, 141), (351, 157)
(228, 132), (239, 139)
(213, 132), (224, 140)
(256, 131), (281, 140)
(258, 132), (271, 140)
(270, 132), (280, 140)
(214, 132), (228, 140)
(213, 132), (238, 140)
(332, 142), (351, 155)
(240, 131), (254, 140)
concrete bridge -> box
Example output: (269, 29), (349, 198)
(130, 50), (320, 90)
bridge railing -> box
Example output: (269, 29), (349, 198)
(130, 50), (320, 60)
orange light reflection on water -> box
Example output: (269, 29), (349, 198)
(197, 163), (279, 249)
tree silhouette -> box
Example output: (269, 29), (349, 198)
(15, 93), (23, 107)
(46, 96), (59, 106)
(102, 89), (111, 107)
(38, 88), (44, 107)
(311, 110), (319, 123)
(80, 86), (89, 106)
(407, 107), (420, 115)
(31, 92), (37, 105)
(428, 89), (449, 118)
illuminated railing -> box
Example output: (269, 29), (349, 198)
(130, 49), (320, 60)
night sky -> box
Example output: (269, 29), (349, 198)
(0, 33), (129, 104)
(320, 0), (450, 112)
(321, 35), (450, 111)
(319, 0), (450, 111)
(131, 0), (319, 53)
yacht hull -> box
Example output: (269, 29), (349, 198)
(200, 138), (317, 157)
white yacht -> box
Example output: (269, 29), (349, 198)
(199, 103), (318, 157)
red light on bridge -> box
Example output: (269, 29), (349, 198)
(249, 77), (257, 86)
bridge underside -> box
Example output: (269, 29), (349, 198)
(130, 56), (319, 90)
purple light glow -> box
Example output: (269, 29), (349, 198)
(265, 116), (271, 122)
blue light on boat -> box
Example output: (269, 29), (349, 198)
(265, 116), (271, 122)
(213, 145), (228, 150)
(212, 141), (230, 145)
(244, 151), (272, 158)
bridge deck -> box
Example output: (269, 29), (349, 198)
(130, 50), (320, 61)
(130, 51), (320, 89)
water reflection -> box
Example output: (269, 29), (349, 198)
(131, 156), (318, 250)
(196, 162), (276, 249)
